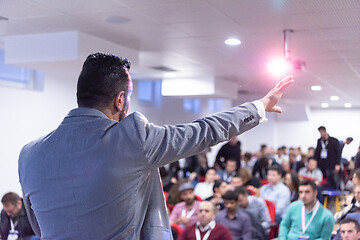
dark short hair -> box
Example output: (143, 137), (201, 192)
(222, 190), (238, 201)
(234, 186), (248, 196)
(299, 179), (317, 191)
(318, 126), (326, 131)
(268, 165), (283, 176)
(226, 158), (237, 164)
(340, 218), (360, 232)
(77, 53), (131, 109)
(1, 192), (21, 205)
(347, 137), (354, 142)
(213, 180), (225, 192)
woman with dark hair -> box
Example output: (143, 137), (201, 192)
(284, 172), (300, 202)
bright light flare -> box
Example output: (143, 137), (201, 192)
(267, 58), (292, 76)
(344, 103), (352, 108)
(311, 86), (322, 91)
(330, 96), (339, 101)
(224, 38), (241, 46)
(321, 103), (329, 108)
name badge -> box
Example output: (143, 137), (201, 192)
(321, 149), (328, 159)
(8, 230), (19, 240)
(298, 235), (310, 240)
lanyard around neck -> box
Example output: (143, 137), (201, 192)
(182, 206), (196, 218)
(10, 218), (18, 231)
(195, 225), (214, 240)
(302, 201), (320, 234)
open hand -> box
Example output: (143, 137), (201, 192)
(260, 75), (294, 113)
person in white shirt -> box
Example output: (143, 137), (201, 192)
(194, 169), (217, 200)
(298, 158), (323, 185)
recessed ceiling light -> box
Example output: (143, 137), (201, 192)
(224, 38), (241, 46)
(321, 103), (329, 108)
(311, 86), (322, 91)
(330, 96), (339, 101)
(164, 72), (177, 78)
(344, 103), (352, 108)
(103, 16), (130, 24)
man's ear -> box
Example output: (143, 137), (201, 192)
(114, 91), (125, 112)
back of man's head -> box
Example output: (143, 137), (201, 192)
(1, 192), (21, 206)
(77, 53), (131, 109)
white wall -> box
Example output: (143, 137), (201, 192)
(1, 73), (359, 197)
(0, 73), (77, 197)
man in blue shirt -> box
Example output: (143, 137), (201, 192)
(215, 190), (252, 240)
(260, 165), (291, 223)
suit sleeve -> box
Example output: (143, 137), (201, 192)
(22, 194), (41, 237)
(334, 138), (341, 165)
(135, 102), (260, 168)
(314, 139), (321, 161)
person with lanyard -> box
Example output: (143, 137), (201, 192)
(314, 126), (341, 189)
(0, 192), (39, 240)
(170, 183), (201, 229)
(180, 201), (232, 240)
(279, 179), (334, 240)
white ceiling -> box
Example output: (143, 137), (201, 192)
(0, 0), (359, 108)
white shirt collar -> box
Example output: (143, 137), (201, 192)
(197, 220), (216, 232)
(305, 200), (320, 214)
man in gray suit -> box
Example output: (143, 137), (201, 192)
(18, 53), (293, 240)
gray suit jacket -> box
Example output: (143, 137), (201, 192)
(18, 102), (260, 240)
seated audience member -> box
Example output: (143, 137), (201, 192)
(215, 136), (241, 170)
(355, 146), (360, 170)
(229, 174), (242, 189)
(184, 150), (210, 181)
(288, 152), (304, 173)
(306, 147), (315, 161)
(215, 190), (252, 240)
(284, 172), (300, 202)
(216, 159), (237, 183)
(339, 218), (360, 240)
(335, 184), (360, 222)
(298, 157), (323, 185)
(275, 146), (289, 165)
(206, 180), (230, 211)
(194, 169), (216, 200)
(166, 178), (188, 205)
(279, 180), (334, 240)
(0, 192), (39, 240)
(238, 168), (261, 188)
(179, 201), (232, 240)
(346, 168), (360, 192)
(252, 156), (271, 180)
(236, 186), (271, 235)
(241, 152), (256, 173)
(260, 165), (291, 223)
(170, 183), (201, 229)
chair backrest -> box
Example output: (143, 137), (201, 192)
(245, 187), (256, 196)
(264, 199), (276, 240)
(261, 179), (269, 186)
(264, 199), (276, 223)
(171, 223), (183, 238)
(195, 195), (202, 201)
